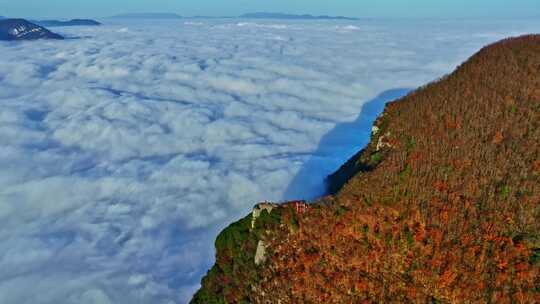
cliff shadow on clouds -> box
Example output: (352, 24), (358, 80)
(283, 88), (412, 201)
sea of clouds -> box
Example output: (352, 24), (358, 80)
(1, 18), (539, 303)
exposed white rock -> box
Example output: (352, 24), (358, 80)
(376, 132), (392, 151)
(254, 240), (267, 265)
(371, 125), (380, 135)
(251, 202), (277, 228)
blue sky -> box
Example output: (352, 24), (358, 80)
(1, 0), (539, 19)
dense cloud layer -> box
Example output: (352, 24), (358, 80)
(1, 18), (539, 303)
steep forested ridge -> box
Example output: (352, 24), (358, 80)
(192, 35), (540, 303)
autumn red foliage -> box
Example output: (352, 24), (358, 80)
(192, 35), (540, 303)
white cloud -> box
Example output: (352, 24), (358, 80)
(1, 18), (539, 303)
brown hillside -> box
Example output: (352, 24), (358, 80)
(192, 35), (540, 303)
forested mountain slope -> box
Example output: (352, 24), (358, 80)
(192, 35), (540, 303)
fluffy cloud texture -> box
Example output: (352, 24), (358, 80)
(1, 18), (539, 303)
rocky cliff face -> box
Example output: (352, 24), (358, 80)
(0, 19), (63, 41)
(192, 35), (540, 303)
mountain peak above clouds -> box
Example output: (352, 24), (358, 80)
(0, 19), (64, 41)
(33, 19), (101, 27)
(240, 12), (360, 20)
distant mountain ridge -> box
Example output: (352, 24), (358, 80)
(107, 12), (358, 20)
(33, 19), (101, 27)
(240, 12), (359, 20)
(0, 19), (63, 41)
(110, 13), (182, 19)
